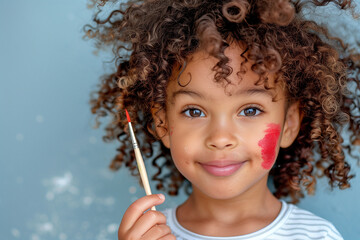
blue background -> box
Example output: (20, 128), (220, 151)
(0, 1), (359, 239)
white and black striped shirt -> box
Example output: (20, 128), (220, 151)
(162, 201), (343, 240)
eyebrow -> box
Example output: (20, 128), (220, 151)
(171, 87), (274, 101)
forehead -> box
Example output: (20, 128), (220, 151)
(168, 44), (283, 100)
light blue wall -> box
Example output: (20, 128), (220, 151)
(0, 1), (359, 239)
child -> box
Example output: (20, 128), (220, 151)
(86, 0), (360, 239)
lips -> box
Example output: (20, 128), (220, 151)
(199, 161), (245, 177)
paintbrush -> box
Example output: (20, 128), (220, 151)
(125, 109), (156, 211)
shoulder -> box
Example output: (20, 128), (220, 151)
(161, 208), (173, 219)
(275, 202), (344, 240)
(161, 203), (344, 240)
(161, 208), (189, 239)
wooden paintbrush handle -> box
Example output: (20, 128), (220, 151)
(134, 148), (156, 211)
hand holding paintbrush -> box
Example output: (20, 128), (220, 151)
(118, 110), (173, 239)
(125, 109), (156, 211)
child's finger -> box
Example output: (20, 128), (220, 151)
(157, 233), (177, 240)
(119, 194), (165, 233)
(128, 210), (167, 238)
(138, 223), (172, 239)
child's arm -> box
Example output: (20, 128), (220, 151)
(118, 194), (175, 240)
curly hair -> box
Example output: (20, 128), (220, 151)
(84, 0), (360, 203)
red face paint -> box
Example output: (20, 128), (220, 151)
(170, 126), (174, 136)
(258, 123), (281, 170)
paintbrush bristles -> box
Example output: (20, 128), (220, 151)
(125, 109), (131, 122)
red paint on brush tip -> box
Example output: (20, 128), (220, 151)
(258, 123), (281, 170)
(125, 109), (131, 122)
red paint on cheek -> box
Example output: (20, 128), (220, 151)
(170, 127), (174, 136)
(258, 124), (281, 170)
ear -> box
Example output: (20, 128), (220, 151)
(280, 101), (302, 148)
(150, 105), (170, 148)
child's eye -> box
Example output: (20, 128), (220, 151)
(182, 108), (205, 118)
(239, 107), (263, 117)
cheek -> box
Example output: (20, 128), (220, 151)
(170, 126), (174, 136)
(169, 129), (195, 166)
(170, 144), (192, 176)
(258, 123), (281, 170)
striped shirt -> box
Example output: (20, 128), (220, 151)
(162, 201), (343, 240)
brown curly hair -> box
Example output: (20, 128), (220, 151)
(84, 0), (360, 203)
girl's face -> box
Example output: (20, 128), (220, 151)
(156, 43), (300, 200)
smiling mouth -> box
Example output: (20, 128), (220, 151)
(199, 161), (245, 177)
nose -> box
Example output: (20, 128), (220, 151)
(205, 117), (238, 150)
